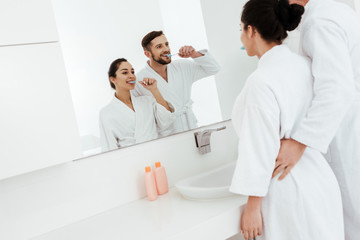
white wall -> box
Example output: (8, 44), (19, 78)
(0, 120), (238, 240)
(0, 0), (82, 180)
(51, 0), (165, 152)
(159, 0), (223, 126)
(200, 0), (258, 120)
(0, 43), (83, 180)
(0, 0), (58, 46)
(354, 0), (360, 10)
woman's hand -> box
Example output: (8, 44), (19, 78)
(141, 78), (171, 111)
(241, 197), (263, 240)
(140, 78), (158, 92)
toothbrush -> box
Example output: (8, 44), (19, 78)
(166, 53), (178, 57)
(241, 46), (245, 50)
(128, 81), (136, 83)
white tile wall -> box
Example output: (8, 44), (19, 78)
(0, 0), (58, 46)
(0, 43), (83, 180)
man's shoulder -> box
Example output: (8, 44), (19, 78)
(135, 95), (154, 103)
(169, 59), (194, 71)
(305, 1), (357, 29)
(135, 66), (148, 77)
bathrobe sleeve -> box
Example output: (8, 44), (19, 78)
(99, 113), (118, 152)
(292, 21), (356, 153)
(191, 50), (221, 81)
(230, 75), (280, 197)
(152, 98), (177, 131)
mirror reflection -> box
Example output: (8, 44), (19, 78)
(100, 32), (220, 151)
(99, 57), (175, 151)
(132, 32), (221, 136)
(52, 0), (230, 155)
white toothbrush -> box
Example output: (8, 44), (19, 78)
(166, 53), (178, 57)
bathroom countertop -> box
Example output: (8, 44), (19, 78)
(31, 188), (247, 240)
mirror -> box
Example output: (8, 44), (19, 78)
(50, 0), (257, 156)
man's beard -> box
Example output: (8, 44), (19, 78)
(151, 53), (171, 65)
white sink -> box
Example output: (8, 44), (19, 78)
(175, 161), (237, 200)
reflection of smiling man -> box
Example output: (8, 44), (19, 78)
(133, 30), (220, 136)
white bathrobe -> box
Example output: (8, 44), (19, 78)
(99, 94), (175, 151)
(133, 50), (220, 136)
(291, 0), (360, 238)
(230, 45), (344, 240)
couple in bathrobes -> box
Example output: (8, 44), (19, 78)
(99, 32), (220, 151)
(99, 58), (176, 151)
(133, 30), (221, 136)
(230, 0), (360, 239)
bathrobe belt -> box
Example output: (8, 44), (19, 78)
(176, 101), (197, 129)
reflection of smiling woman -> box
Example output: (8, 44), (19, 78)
(99, 58), (175, 151)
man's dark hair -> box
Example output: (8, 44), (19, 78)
(141, 30), (164, 51)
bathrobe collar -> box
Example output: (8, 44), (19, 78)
(258, 44), (289, 68)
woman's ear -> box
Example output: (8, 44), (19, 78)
(109, 76), (116, 85)
(247, 25), (256, 38)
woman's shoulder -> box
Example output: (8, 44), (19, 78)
(246, 70), (270, 89)
(99, 98), (119, 119)
(99, 108), (112, 122)
(242, 70), (280, 109)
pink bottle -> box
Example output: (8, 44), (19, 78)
(144, 166), (158, 201)
(154, 162), (169, 195)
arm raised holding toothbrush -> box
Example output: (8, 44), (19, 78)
(140, 78), (171, 112)
(166, 46), (203, 58)
(177, 45), (204, 58)
(133, 30), (221, 136)
(99, 58), (176, 152)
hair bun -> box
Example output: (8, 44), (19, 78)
(275, 0), (305, 31)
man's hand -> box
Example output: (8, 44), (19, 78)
(272, 139), (307, 180)
(178, 45), (204, 58)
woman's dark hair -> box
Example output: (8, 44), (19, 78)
(108, 58), (128, 89)
(141, 30), (164, 51)
(241, 0), (304, 43)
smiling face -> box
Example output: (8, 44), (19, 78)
(146, 34), (171, 65)
(109, 61), (136, 91)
